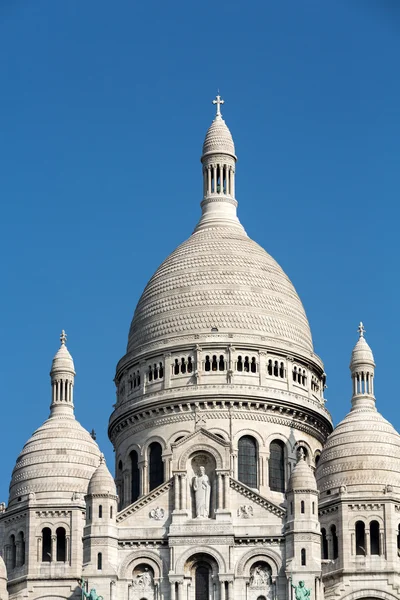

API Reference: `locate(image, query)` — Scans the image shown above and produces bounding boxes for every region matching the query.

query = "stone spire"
[49,330,76,416]
[195,95,245,233]
[350,322,376,410]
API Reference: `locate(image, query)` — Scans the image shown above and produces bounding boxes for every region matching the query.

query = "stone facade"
[1,99,400,600]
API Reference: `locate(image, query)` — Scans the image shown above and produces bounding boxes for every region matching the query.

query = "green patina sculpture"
[290,578,311,600]
[78,578,104,600]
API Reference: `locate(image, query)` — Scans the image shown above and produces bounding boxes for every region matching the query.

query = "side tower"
[109,97,332,600]
[0,333,101,600]
[317,324,400,600]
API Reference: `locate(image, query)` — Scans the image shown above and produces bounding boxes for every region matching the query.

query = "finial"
[60,330,67,346]
[90,429,97,440]
[212,94,224,118]
[357,322,366,338]
[298,447,305,462]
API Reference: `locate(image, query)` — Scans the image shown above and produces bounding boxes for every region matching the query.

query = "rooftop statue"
[78,578,104,600]
[290,578,311,600]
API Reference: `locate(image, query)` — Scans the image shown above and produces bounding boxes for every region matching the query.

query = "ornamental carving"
[149,507,164,520]
[237,504,253,518]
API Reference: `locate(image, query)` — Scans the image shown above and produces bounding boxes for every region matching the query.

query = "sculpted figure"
[290,579,311,600]
[78,579,103,600]
[192,465,211,518]
[250,566,270,588]
[134,568,153,588]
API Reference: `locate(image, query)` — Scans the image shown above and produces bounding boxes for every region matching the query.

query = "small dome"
[350,335,375,370]
[51,331,75,375]
[202,117,235,158]
[9,414,101,506]
[288,453,317,492]
[316,406,400,494]
[87,455,117,497]
[0,555,6,580]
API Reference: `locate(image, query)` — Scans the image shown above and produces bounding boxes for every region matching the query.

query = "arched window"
[110,506,113,519]
[181,357,186,374]
[153,363,158,379]
[312,502,315,514]
[267,359,272,376]
[238,435,257,488]
[56,527,66,562]
[149,442,164,491]
[97,552,102,570]
[148,365,153,382]
[355,521,366,555]
[205,356,211,372]
[301,500,305,514]
[159,362,164,378]
[88,506,91,521]
[397,524,400,553]
[130,450,140,503]
[18,531,25,566]
[301,548,306,566]
[42,527,52,562]
[174,359,179,375]
[237,356,243,372]
[187,357,193,373]
[9,535,16,569]
[195,564,210,600]
[218,355,225,371]
[244,356,250,372]
[331,525,338,559]
[269,440,285,492]
[98,505,103,518]
[370,520,380,555]
[212,355,218,371]
[279,362,285,378]
[274,361,279,377]
[321,528,328,559]
[251,357,257,373]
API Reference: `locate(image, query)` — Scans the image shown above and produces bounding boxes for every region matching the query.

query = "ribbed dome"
[88,455,117,496]
[9,413,101,506]
[350,335,375,370]
[202,117,235,157]
[288,454,317,492]
[316,406,400,493]
[127,226,313,356]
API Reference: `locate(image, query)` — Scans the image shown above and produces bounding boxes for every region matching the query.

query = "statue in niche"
[290,579,311,600]
[250,565,271,588]
[133,568,153,589]
[192,465,211,518]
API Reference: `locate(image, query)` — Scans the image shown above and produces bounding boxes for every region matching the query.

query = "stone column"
[66,535,70,565]
[181,473,187,509]
[223,473,230,509]
[170,583,176,600]
[227,580,233,600]
[37,538,41,562]
[217,473,223,510]
[51,535,56,562]
[174,474,180,510]
[365,529,370,555]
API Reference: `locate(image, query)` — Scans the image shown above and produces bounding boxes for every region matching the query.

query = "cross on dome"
[60,330,67,345]
[357,322,366,338]
[212,94,224,118]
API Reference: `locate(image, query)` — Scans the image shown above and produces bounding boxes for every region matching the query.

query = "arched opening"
[301,500,305,514]
[331,525,338,559]
[195,564,210,600]
[251,357,257,373]
[397,524,400,553]
[110,506,113,519]
[174,358,179,375]
[238,435,257,488]
[187,357,193,373]
[97,552,102,570]
[98,505,103,518]
[279,362,285,378]
[18,531,25,566]
[130,449,140,502]
[370,520,380,555]
[218,355,225,371]
[149,442,164,491]
[237,356,243,371]
[301,548,306,566]
[132,564,154,589]
[269,439,285,492]
[181,357,187,374]
[274,361,279,377]
[321,528,328,559]
[9,535,16,569]
[355,520,366,555]
[56,527,66,562]
[42,527,52,562]
[267,359,272,376]
[205,356,211,372]
[244,356,250,372]
[211,355,218,371]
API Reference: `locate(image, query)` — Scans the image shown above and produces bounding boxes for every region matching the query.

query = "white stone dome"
[202,117,235,158]
[127,225,313,356]
[316,406,400,493]
[87,455,117,497]
[9,413,101,506]
[288,453,317,492]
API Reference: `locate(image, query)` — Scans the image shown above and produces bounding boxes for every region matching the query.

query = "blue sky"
[1,0,400,502]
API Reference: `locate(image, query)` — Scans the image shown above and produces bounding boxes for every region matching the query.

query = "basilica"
[1,97,400,600]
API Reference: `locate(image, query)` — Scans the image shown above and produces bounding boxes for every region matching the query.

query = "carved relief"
[149,507,164,520]
[237,504,253,518]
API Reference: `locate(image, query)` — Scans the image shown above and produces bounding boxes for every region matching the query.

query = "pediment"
[172,428,231,471]
[230,478,286,520]
[116,479,172,525]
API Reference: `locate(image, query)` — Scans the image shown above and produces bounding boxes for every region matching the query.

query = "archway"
[182,552,219,600]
